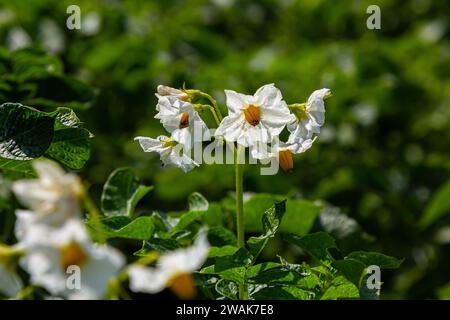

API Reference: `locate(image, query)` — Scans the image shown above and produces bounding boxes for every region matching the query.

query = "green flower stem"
[235,145,248,300]
[14,286,36,300]
[197,92,223,122]
[82,186,106,244]
[193,104,221,126]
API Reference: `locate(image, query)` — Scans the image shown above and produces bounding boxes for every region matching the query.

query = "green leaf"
[346,251,403,269]
[246,200,286,260]
[320,276,359,300]
[54,107,82,128]
[281,199,321,236]
[243,194,320,236]
[213,248,252,284]
[333,258,367,286]
[188,192,209,211]
[45,127,91,170]
[359,269,380,300]
[203,203,225,227]
[250,269,321,290]
[285,232,337,266]
[208,245,238,258]
[246,262,282,278]
[215,279,238,300]
[134,237,180,256]
[207,226,237,247]
[170,210,204,235]
[101,168,153,217]
[419,180,450,228]
[0,158,35,179]
[0,103,55,160]
[85,216,154,241]
[135,238,179,255]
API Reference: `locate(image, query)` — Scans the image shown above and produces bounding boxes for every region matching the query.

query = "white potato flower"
[18,220,125,300]
[252,138,316,172]
[135,135,198,173]
[287,88,331,143]
[12,160,83,231]
[128,232,209,299]
[0,245,23,298]
[155,95,210,149]
[215,84,294,147]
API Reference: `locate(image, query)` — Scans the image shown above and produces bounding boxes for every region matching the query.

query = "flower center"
[279,150,294,172]
[179,112,190,129]
[162,138,177,148]
[60,242,88,271]
[167,272,196,299]
[294,107,308,122]
[244,104,261,126]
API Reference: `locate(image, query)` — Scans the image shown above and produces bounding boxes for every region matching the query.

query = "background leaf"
[0,103,54,160]
[86,216,155,241]
[101,167,153,217]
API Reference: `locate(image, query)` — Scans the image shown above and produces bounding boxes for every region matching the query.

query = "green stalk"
[198,92,223,122]
[235,145,248,300]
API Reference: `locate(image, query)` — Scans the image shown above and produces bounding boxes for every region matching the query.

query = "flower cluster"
[136,84,331,173]
[1,160,125,299]
[0,160,209,300]
[135,85,211,173]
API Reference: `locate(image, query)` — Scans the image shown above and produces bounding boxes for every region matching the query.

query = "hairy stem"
[235,145,248,300]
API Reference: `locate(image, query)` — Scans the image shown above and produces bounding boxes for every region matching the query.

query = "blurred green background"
[0,0,449,299]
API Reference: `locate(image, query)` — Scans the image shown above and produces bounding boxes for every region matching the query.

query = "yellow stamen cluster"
[279,150,294,173]
[168,272,196,299]
[179,112,190,129]
[243,104,261,126]
[60,242,88,271]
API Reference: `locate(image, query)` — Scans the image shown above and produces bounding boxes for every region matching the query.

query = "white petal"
[224,90,254,114]
[192,115,211,142]
[159,232,209,273]
[171,128,193,150]
[288,137,316,154]
[71,244,125,299]
[260,102,293,136]
[32,160,66,187]
[134,136,167,153]
[307,88,330,126]
[254,83,283,108]
[165,150,199,173]
[215,113,246,145]
[128,265,169,294]
[243,123,270,146]
[157,85,184,97]
[20,246,67,295]
[156,85,189,100]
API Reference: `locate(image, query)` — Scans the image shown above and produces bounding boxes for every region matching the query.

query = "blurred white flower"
[19,220,125,300]
[12,160,83,238]
[39,19,65,54]
[155,95,210,149]
[135,135,198,173]
[128,232,209,299]
[81,12,101,36]
[287,88,331,143]
[0,244,23,298]
[215,84,293,148]
[6,27,31,51]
